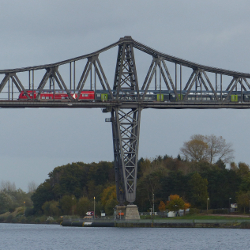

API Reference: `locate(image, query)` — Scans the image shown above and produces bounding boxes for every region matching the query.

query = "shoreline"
[61,218,250,229]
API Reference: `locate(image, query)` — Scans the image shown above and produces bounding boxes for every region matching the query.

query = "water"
[0,223,250,250]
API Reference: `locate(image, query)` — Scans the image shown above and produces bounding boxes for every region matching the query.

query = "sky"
[1,0,250,191]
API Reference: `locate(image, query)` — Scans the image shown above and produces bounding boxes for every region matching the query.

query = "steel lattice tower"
[112,39,141,204]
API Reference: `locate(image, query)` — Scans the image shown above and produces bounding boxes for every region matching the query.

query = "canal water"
[0,223,249,249]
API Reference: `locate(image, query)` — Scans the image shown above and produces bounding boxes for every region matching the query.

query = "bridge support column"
[112,107,141,208]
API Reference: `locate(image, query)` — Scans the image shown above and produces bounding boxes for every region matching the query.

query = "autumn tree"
[158,201,166,212]
[101,185,118,215]
[180,135,208,162]
[180,134,234,164]
[166,194,185,212]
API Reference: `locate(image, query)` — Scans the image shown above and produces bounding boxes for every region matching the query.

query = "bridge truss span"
[1,36,250,205]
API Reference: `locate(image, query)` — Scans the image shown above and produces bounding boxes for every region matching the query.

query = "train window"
[42,96,45,99]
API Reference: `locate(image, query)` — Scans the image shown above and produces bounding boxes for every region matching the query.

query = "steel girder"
[1,36,250,106]
[112,107,141,204]
[111,41,141,204]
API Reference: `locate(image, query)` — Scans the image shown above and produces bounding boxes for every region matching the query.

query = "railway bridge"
[1,36,250,218]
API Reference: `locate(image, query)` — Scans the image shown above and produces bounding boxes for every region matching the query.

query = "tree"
[166,195,185,212]
[188,173,208,209]
[59,195,76,215]
[180,134,234,164]
[158,201,166,212]
[180,135,209,162]
[31,180,53,213]
[237,192,250,213]
[101,185,118,215]
[76,197,92,216]
[205,135,234,164]
[28,181,37,193]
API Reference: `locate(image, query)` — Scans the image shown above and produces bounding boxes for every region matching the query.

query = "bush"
[189,208,200,215]
[34,218,40,224]
[6,215,13,223]
[25,207,35,217]
[21,217,27,223]
[9,207,15,213]
[212,209,228,214]
[0,216,5,222]
[11,217,18,223]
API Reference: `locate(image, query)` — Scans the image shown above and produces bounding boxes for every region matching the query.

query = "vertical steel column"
[112,38,141,204]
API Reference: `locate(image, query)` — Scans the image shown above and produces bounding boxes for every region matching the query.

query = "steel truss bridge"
[1,36,250,205]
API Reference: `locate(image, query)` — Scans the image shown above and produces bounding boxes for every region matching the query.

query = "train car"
[18,90,95,101]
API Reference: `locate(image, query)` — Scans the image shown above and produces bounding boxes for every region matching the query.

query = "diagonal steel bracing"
[112,39,141,204]
[112,107,141,204]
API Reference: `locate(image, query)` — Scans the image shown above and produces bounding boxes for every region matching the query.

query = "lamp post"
[207,198,209,215]
[94,197,95,220]
[72,197,74,216]
[152,193,154,217]
[24,201,25,215]
[249,200,250,215]
[229,198,231,214]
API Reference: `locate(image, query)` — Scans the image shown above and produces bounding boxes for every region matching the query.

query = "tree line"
[1,134,250,217]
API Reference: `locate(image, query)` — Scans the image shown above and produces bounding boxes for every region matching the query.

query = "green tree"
[60,195,76,215]
[188,173,208,209]
[166,195,185,212]
[76,197,92,217]
[237,192,250,213]
[31,180,53,213]
[237,162,250,179]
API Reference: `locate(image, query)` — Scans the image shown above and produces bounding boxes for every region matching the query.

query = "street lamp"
[72,197,74,216]
[229,198,231,214]
[94,197,95,220]
[207,198,209,215]
[152,193,154,217]
[24,201,25,215]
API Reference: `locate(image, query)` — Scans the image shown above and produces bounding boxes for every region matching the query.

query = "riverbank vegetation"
[1,134,250,223]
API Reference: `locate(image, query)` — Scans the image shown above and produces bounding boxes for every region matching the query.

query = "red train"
[18,90,95,100]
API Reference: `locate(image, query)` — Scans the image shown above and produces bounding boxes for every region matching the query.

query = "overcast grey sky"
[1,0,250,191]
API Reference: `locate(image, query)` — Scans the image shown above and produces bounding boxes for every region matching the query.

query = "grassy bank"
[0,207,62,224]
[140,213,250,220]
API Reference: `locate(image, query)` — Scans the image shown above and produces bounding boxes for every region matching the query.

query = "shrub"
[25,207,35,217]
[189,208,200,215]
[21,217,27,223]
[11,217,18,223]
[212,209,228,214]
[6,215,13,223]
[34,218,40,224]
[9,207,15,213]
